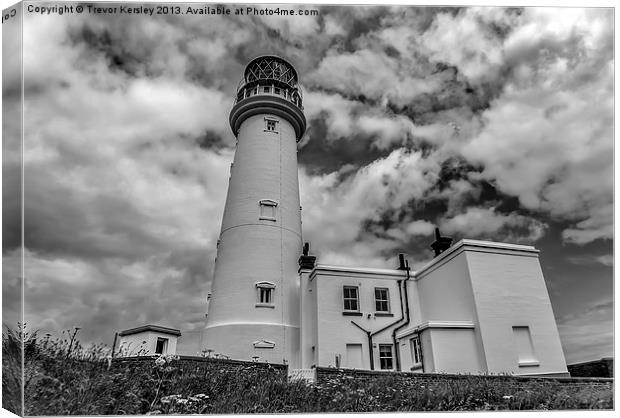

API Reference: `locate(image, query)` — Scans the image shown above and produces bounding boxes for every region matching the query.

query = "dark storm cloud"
[195,130,229,151]
[299,119,393,175]
[24,172,162,260]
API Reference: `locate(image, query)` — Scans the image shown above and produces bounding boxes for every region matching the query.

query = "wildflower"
[161,394,181,404]
[155,356,166,367]
[502,395,514,401]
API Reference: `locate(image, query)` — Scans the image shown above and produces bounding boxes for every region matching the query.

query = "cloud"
[302,90,415,149]
[421,8,517,85]
[439,206,547,244]
[460,8,613,245]
[568,254,614,267]
[556,298,613,363]
[308,49,445,108]
[385,220,436,242]
[18,247,210,343]
[13,11,242,342]
[300,147,441,266]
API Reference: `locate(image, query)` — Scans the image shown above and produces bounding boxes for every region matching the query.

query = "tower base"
[203,323,300,366]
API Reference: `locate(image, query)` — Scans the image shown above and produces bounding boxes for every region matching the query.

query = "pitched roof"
[118,325,181,337]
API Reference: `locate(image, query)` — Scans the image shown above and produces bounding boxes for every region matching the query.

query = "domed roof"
[243,55,299,85]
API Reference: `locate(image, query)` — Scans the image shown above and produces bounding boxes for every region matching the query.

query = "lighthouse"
[204,56,306,365]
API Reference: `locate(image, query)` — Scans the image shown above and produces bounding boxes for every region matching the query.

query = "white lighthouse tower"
[204,56,306,365]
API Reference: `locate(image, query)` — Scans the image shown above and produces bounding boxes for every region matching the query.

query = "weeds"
[2,326,613,415]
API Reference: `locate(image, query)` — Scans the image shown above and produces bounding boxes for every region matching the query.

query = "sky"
[1,1,614,363]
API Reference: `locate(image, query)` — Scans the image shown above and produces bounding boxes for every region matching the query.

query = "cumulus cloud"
[421,8,515,85]
[303,90,414,149]
[300,147,441,266]
[307,49,444,107]
[454,8,612,245]
[439,206,547,243]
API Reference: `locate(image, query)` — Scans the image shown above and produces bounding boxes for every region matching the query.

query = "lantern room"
[234,55,303,109]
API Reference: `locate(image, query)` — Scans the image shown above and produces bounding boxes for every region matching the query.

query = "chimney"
[398,253,406,270]
[298,241,316,270]
[430,227,453,257]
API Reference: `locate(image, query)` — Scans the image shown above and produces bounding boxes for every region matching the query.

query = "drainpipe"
[351,321,374,370]
[351,254,411,370]
[367,278,406,369]
[392,259,411,371]
[370,279,405,338]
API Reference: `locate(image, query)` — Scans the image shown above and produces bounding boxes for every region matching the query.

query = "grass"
[2,327,613,415]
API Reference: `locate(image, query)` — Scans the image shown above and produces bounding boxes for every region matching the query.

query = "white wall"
[176,330,204,356]
[416,251,478,322]
[299,268,318,368]
[204,110,302,365]
[464,242,568,375]
[117,333,149,356]
[118,331,178,356]
[425,328,482,373]
[310,266,407,370]
[399,240,567,376]
[408,250,487,373]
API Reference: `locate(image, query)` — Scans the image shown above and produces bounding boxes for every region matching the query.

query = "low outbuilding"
[116,325,181,357]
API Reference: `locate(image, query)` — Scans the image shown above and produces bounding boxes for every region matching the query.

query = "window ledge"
[342,311,362,316]
[518,360,540,367]
[256,303,275,308]
[410,364,423,371]
[264,130,279,133]
[374,312,394,317]
[259,216,277,221]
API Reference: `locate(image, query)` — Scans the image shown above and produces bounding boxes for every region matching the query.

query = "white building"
[299,240,568,376]
[203,56,568,377]
[117,325,181,357]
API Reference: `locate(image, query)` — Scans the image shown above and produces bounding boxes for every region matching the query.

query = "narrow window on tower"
[256,281,275,308]
[265,117,279,133]
[258,199,278,221]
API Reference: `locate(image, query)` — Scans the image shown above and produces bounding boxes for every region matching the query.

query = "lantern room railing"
[233,55,304,110]
[234,79,304,109]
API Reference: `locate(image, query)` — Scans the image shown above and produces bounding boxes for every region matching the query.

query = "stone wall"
[567,358,613,378]
[113,355,288,375]
[315,367,613,390]
[111,357,611,391]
